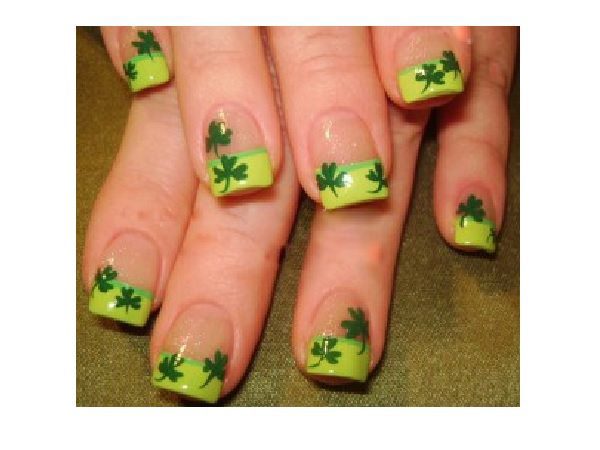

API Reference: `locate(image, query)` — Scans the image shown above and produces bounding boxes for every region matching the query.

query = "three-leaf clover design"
[309,337,342,368]
[457,194,486,228]
[114,287,142,313]
[123,61,137,81]
[205,120,232,157]
[415,63,446,93]
[200,350,228,388]
[366,161,388,194]
[131,30,161,59]
[155,354,185,382]
[440,50,461,79]
[213,154,248,193]
[92,265,118,296]
[341,307,369,355]
[316,162,348,197]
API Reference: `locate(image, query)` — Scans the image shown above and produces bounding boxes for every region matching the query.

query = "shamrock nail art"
[88,265,153,326]
[316,159,389,210]
[205,120,273,197]
[397,50,464,103]
[454,194,497,253]
[123,29,170,93]
[152,349,228,403]
[306,307,371,382]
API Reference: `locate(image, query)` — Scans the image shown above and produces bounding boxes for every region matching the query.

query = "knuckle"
[474,55,513,97]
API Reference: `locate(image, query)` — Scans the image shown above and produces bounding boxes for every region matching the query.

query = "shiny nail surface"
[397,50,463,103]
[310,111,388,210]
[454,194,497,253]
[205,107,273,197]
[88,232,159,326]
[306,307,371,382]
[151,305,232,403]
[122,28,169,93]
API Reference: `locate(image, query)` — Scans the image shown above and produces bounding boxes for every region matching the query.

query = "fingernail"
[152,304,232,404]
[205,105,273,197]
[454,191,497,253]
[396,31,464,103]
[120,27,170,93]
[305,293,371,382]
[88,232,159,326]
[310,111,388,210]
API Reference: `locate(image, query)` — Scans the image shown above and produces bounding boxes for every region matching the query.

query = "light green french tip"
[397,50,464,103]
[152,352,224,404]
[306,336,371,382]
[316,158,388,210]
[454,216,497,253]
[124,52,170,93]
[88,279,153,327]
[208,147,273,197]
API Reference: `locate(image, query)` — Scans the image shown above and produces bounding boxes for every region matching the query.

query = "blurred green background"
[76,27,519,406]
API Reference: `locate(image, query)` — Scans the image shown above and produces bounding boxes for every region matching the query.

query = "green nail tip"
[124,29,168,93]
[397,50,464,103]
[454,194,497,253]
[208,147,273,197]
[316,159,389,210]
[306,307,371,382]
[152,350,227,404]
[88,265,153,326]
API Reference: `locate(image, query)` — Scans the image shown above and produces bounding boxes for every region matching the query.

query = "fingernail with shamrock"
[454,190,498,253]
[119,27,170,93]
[396,31,465,103]
[88,232,159,327]
[305,296,371,382]
[310,111,389,210]
[152,304,232,404]
[204,106,273,197]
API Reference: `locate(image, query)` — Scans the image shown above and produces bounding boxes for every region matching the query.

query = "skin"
[85,26,518,398]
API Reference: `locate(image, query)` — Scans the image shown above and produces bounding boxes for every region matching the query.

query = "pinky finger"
[434,26,518,253]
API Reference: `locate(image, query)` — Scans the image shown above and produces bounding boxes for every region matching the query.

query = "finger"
[291,103,429,383]
[171,27,281,198]
[434,26,518,253]
[83,84,196,327]
[101,26,173,93]
[268,27,392,210]
[149,43,301,402]
[372,26,471,108]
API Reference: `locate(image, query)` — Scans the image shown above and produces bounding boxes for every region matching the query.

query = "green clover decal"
[316,162,348,197]
[92,265,118,295]
[308,337,342,368]
[155,354,185,383]
[457,194,486,227]
[341,307,369,355]
[440,50,461,79]
[123,61,137,81]
[415,63,445,93]
[366,161,388,194]
[132,30,161,59]
[200,350,228,388]
[213,154,248,193]
[205,120,232,157]
[114,287,141,313]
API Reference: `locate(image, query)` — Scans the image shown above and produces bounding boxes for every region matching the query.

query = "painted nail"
[310,111,388,210]
[454,193,497,253]
[152,304,232,403]
[305,295,371,382]
[397,49,463,103]
[88,232,159,326]
[120,28,170,93]
[204,106,273,197]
